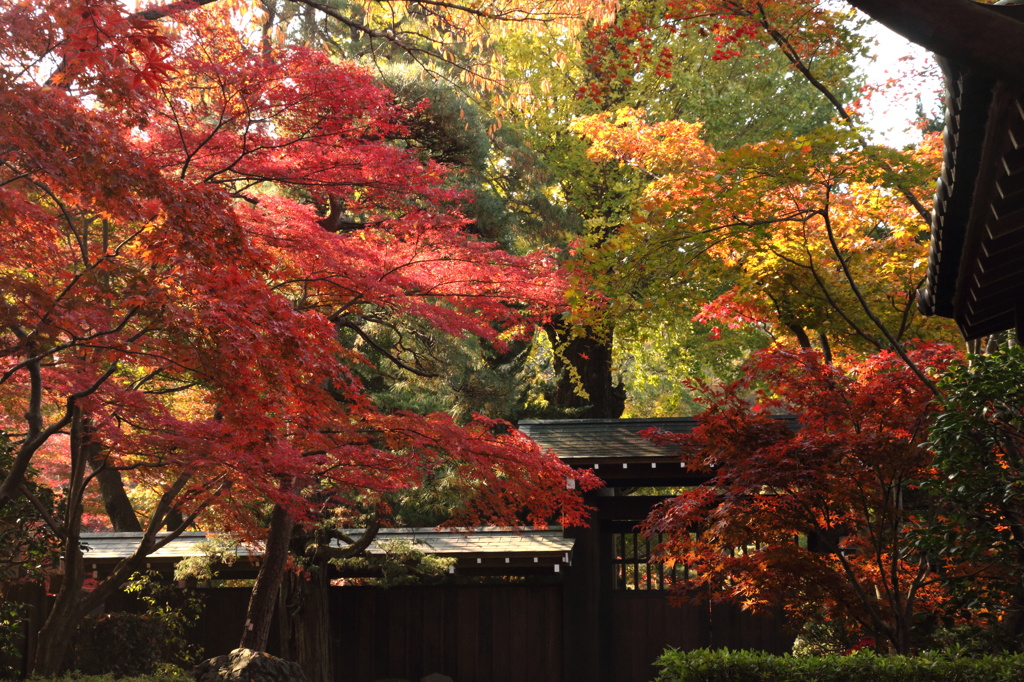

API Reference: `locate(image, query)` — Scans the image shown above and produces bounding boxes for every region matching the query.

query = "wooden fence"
[5,582,790,682]
[608,592,791,682]
[329,585,563,682]
[181,584,562,682]
[186,584,787,682]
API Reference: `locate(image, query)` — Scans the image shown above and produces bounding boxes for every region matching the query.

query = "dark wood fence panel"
[189,587,281,660]
[330,584,563,682]
[608,593,709,682]
[708,600,792,653]
[607,593,793,682]
[0,582,47,679]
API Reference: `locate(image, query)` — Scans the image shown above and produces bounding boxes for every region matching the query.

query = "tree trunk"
[278,563,333,682]
[818,331,834,366]
[29,427,190,676]
[786,323,812,350]
[32,407,89,676]
[83,422,142,532]
[31,553,85,676]
[240,501,296,651]
[32,597,81,676]
[545,320,625,419]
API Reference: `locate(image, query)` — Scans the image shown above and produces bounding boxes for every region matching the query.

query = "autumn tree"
[557,0,977,417]
[239,0,868,419]
[0,1,599,674]
[572,111,958,362]
[642,343,961,654]
[156,0,613,92]
[476,0,867,417]
[240,1,596,428]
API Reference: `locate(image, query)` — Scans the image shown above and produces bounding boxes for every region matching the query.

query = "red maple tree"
[641,343,960,654]
[0,1,598,673]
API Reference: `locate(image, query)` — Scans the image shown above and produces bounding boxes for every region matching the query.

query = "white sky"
[857,19,944,148]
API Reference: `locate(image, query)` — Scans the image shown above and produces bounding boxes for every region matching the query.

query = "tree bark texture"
[83,422,142,532]
[240,501,296,651]
[545,321,625,419]
[278,564,333,682]
[32,558,83,675]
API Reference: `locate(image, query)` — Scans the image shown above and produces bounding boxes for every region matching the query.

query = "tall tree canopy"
[546,0,967,417]
[474,0,872,417]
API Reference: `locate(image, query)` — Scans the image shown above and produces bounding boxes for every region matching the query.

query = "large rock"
[194,648,311,682]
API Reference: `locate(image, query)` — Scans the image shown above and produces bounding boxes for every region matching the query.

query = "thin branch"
[819,203,941,397]
[338,320,439,378]
[752,2,933,225]
[18,481,64,537]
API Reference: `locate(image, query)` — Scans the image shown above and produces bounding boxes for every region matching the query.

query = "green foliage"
[339,317,540,423]
[0,598,27,678]
[380,64,526,246]
[915,346,1024,644]
[330,539,455,586]
[615,2,864,150]
[0,434,60,584]
[486,0,873,415]
[653,648,1024,682]
[73,573,202,677]
[791,618,859,657]
[617,317,767,416]
[172,536,240,583]
[0,436,60,678]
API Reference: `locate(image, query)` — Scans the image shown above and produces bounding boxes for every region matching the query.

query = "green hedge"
[653,648,1024,682]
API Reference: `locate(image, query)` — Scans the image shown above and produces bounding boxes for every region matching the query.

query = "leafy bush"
[331,539,455,586]
[73,612,166,677]
[0,598,28,678]
[653,648,1024,682]
[72,573,202,677]
[790,613,864,657]
[915,346,1024,645]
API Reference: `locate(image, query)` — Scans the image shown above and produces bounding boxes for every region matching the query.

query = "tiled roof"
[79,528,572,562]
[80,531,250,561]
[519,418,699,461]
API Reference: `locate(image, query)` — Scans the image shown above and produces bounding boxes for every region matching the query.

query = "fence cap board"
[78,527,573,567]
[79,531,248,560]
[357,526,573,557]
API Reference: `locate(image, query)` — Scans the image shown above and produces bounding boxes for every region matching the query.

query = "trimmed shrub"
[653,648,1024,682]
[73,612,167,677]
